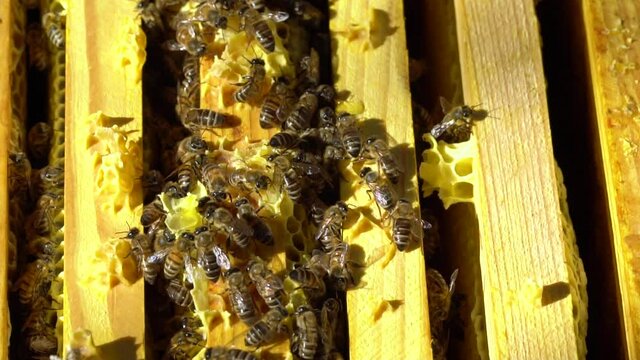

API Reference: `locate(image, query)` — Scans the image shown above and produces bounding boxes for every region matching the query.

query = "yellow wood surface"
[583,1,640,358]
[63,0,145,357]
[0,0,12,357]
[329,1,432,359]
[454,0,583,358]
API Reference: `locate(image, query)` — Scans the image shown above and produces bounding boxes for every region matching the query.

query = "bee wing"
[184,255,196,284]
[430,119,455,139]
[164,39,186,52]
[265,10,290,23]
[212,245,231,270]
[264,275,285,291]
[439,96,454,114]
[448,268,459,295]
[145,248,172,265]
[231,218,254,237]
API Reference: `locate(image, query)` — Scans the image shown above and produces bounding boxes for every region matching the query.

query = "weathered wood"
[64,0,145,357]
[329,1,432,359]
[453,0,585,358]
[582,1,640,358]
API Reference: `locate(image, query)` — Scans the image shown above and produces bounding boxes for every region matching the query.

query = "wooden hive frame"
[7,0,640,358]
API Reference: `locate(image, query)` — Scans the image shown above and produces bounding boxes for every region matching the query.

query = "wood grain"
[329,1,432,359]
[0,0,12,357]
[583,1,640,358]
[454,0,583,358]
[64,0,145,357]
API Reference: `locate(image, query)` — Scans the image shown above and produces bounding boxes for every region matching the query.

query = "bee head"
[194,226,209,236]
[126,227,140,239]
[460,105,473,118]
[336,201,349,215]
[234,197,250,207]
[359,167,373,178]
[251,58,265,66]
[256,175,271,189]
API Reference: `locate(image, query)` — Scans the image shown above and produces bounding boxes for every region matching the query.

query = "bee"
[177,79,201,122]
[323,145,347,163]
[245,307,287,347]
[174,162,198,193]
[240,7,283,53]
[153,227,176,252]
[182,108,228,131]
[297,49,320,92]
[260,79,292,129]
[205,347,258,360]
[336,113,362,158]
[165,232,195,279]
[359,167,397,213]
[226,268,259,325]
[9,152,32,202]
[289,266,325,298]
[135,0,165,34]
[29,193,62,236]
[26,236,59,259]
[430,97,488,143]
[228,167,271,192]
[244,0,265,11]
[293,1,324,29]
[234,58,267,103]
[268,130,301,149]
[195,226,230,282]
[166,278,194,308]
[200,160,232,202]
[194,2,229,30]
[284,91,318,131]
[42,11,65,48]
[141,198,166,227]
[235,198,274,246]
[427,268,458,358]
[124,227,162,284]
[182,54,200,82]
[33,165,65,197]
[388,199,422,251]
[268,155,303,202]
[13,259,54,305]
[315,201,348,252]
[164,180,188,199]
[167,327,206,359]
[166,21,207,56]
[26,24,50,71]
[247,258,286,309]
[315,84,336,107]
[319,298,340,358]
[309,197,327,226]
[210,208,254,248]
[362,136,402,185]
[317,107,337,128]
[22,309,58,355]
[141,169,165,203]
[176,135,209,164]
[291,305,319,360]
[327,243,355,290]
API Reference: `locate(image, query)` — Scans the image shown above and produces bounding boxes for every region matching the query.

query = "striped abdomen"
[341,127,362,158]
[393,217,412,251]
[283,168,302,202]
[198,248,221,282]
[164,248,185,279]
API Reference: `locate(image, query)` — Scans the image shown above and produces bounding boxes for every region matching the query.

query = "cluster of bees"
[7,1,67,358]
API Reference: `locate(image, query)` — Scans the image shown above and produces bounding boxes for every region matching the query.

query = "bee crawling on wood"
[359,166,398,215]
[336,113,363,159]
[430,97,489,143]
[387,199,423,252]
[360,136,403,185]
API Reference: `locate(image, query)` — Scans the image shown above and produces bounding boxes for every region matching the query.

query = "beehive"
[1,0,639,359]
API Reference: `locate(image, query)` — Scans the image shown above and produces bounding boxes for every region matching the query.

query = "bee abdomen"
[254,21,275,53]
[245,321,271,347]
[167,279,193,308]
[164,251,184,279]
[260,97,281,128]
[393,218,412,251]
[284,168,302,202]
[342,129,362,158]
[200,251,221,282]
[231,231,250,248]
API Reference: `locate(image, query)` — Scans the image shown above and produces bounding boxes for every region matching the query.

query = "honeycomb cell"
[286,217,300,234]
[292,233,306,252]
[454,159,472,177]
[453,181,473,199]
[293,203,307,221]
[285,246,301,263]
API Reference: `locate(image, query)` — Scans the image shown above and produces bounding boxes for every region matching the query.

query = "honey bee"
[26,24,50,71]
[9,152,32,203]
[268,155,303,202]
[245,307,287,347]
[176,135,209,164]
[297,49,320,92]
[240,7,287,53]
[164,180,188,199]
[235,198,274,246]
[42,11,65,48]
[315,201,348,252]
[336,113,362,158]
[247,258,286,309]
[361,136,402,185]
[228,167,271,192]
[135,0,165,34]
[29,193,62,236]
[291,305,319,360]
[309,197,327,226]
[177,78,201,122]
[22,308,58,355]
[317,106,337,128]
[166,21,207,56]
[195,226,230,282]
[284,91,318,131]
[166,278,194,308]
[200,160,232,202]
[359,167,397,213]
[260,79,292,129]
[319,298,340,358]
[153,227,176,252]
[327,243,355,290]
[33,165,64,197]
[293,1,324,29]
[174,162,199,193]
[123,227,158,284]
[194,2,229,30]
[13,259,54,305]
[226,267,259,325]
[427,268,458,357]
[289,266,325,298]
[141,197,166,227]
[204,347,258,360]
[26,236,59,259]
[182,108,228,131]
[268,130,301,149]
[430,97,488,143]
[388,199,422,251]
[141,169,165,203]
[182,54,200,82]
[234,58,266,103]
[315,84,336,107]
[210,208,254,248]
[167,327,206,359]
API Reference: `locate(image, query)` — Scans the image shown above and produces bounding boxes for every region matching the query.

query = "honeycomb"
[419,133,476,208]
